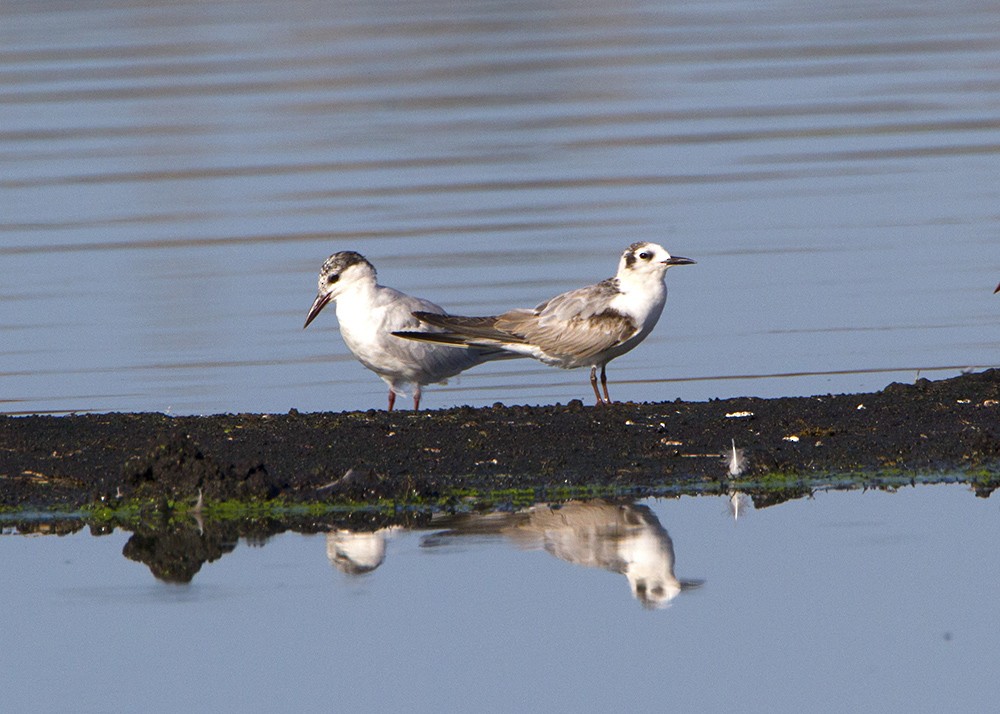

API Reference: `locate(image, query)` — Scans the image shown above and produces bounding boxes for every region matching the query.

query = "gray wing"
[409,313,519,342]
[383,296,514,366]
[530,278,623,321]
[411,279,638,360]
[372,290,492,376]
[497,308,636,360]
[380,288,448,328]
[496,280,637,359]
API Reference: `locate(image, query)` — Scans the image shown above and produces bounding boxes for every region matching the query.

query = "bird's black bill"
[995,282,999,294]
[663,256,696,266]
[303,292,333,328]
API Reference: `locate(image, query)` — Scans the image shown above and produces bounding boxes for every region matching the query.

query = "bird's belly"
[525,326,649,369]
[344,326,478,385]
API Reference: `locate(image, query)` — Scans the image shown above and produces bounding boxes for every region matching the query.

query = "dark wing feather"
[411,311,528,344]
[390,330,473,347]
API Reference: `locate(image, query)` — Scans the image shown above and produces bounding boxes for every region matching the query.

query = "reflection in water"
[101,498,703,607]
[423,500,702,608]
[111,510,427,583]
[326,527,399,575]
[5,486,997,712]
[728,491,753,522]
[122,517,238,584]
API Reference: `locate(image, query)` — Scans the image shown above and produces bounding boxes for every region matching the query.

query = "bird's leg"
[387,389,396,412]
[413,386,422,411]
[590,366,606,405]
[600,365,612,404]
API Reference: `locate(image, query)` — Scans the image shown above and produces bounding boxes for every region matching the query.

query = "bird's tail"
[393,311,508,347]
[409,311,521,342]
[393,313,522,361]
[391,330,475,347]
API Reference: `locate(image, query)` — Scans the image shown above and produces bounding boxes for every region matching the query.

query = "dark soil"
[3,369,1000,512]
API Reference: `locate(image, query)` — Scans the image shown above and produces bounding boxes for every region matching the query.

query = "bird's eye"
[327,274,339,284]
[638,251,652,261]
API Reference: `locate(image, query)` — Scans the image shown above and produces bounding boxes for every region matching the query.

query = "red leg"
[387,390,396,412]
[590,366,605,405]
[413,386,422,411]
[600,365,612,404]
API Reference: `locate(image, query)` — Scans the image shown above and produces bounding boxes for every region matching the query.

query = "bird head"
[303,251,375,328]
[619,241,695,279]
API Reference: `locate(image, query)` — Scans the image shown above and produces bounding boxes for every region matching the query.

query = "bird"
[393,241,694,405]
[421,501,702,608]
[303,251,511,411]
[326,528,399,575]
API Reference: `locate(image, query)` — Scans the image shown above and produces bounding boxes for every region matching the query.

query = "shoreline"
[2,369,998,514]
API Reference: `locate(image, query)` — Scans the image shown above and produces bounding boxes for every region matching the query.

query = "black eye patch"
[327,274,339,284]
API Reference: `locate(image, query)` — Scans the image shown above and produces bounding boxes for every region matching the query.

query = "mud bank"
[2,369,999,512]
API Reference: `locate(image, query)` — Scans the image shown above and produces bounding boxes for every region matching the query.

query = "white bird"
[728,491,752,522]
[422,501,702,609]
[394,242,694,404]
[304,251,511,411]
[326,528,399,575]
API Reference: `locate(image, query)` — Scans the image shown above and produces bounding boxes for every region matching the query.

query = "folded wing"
[396,286,638,364]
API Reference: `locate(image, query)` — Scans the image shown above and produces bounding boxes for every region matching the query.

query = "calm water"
[3,484,998,712]
[2,0,998,415]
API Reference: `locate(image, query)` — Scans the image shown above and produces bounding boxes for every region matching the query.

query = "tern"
[394,242,694,404]
[304,251,511,411]
[422,501,702,608]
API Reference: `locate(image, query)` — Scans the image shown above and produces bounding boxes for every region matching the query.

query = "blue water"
[2,484,998,713]
[4,6,998,711]
[2,0,999,415]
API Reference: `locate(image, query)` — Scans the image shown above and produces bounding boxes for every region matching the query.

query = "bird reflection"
[326,528,398,575]
[728,491,753,521]
[122,519,237,584]
[422,500,702,608]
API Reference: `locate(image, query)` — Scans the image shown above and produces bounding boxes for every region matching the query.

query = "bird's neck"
[333,278,379,317]
[613,271,667,320]
[617,271,666,298]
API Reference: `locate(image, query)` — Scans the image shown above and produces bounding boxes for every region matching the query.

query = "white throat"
[614,268,668,321]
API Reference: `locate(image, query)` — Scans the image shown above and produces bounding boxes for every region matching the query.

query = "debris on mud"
[2,369,999,512]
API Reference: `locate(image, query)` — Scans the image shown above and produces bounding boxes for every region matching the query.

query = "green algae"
[2,464,996,532]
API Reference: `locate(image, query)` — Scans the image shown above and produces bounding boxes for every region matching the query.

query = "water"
[2,484,998,712]
[2,0,998,415]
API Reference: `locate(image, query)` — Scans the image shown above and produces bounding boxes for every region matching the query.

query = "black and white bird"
[304,251,511,411]
[394,242,694,404]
